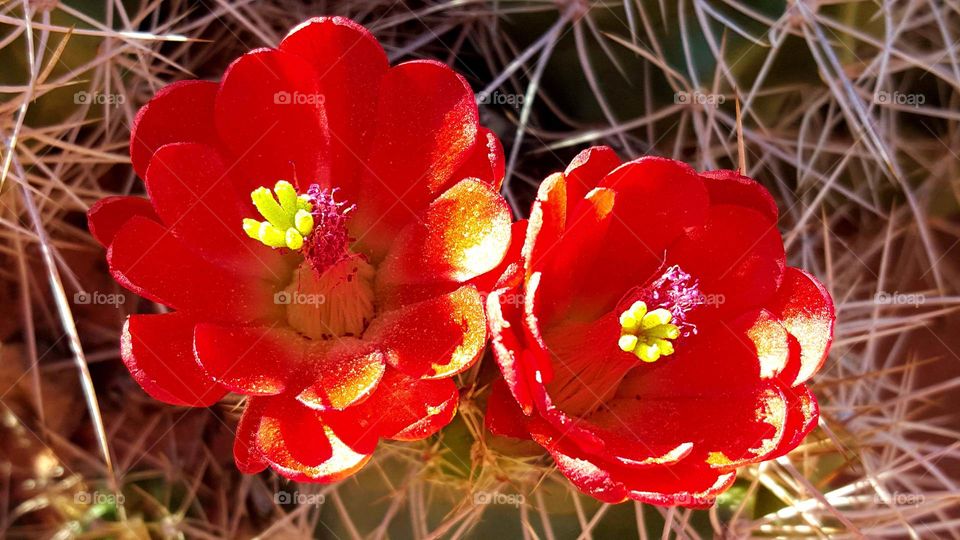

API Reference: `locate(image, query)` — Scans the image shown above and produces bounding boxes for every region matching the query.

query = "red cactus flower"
[88,17,513,482]
[485,146,835,507]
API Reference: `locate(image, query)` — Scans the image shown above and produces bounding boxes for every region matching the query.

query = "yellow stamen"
[618,300,681,363]
[244,183,316,251]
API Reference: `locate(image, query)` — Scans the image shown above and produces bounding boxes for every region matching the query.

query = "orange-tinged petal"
[365,285,485,379]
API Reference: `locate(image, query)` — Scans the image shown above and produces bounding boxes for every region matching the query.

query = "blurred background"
[1,0,959,538]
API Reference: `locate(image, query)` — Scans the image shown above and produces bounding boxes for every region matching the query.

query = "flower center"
[617,301,679,362]
[282,256,375,339]
[243,182,375,340]
[243,180,315,251]
[616,265,702,363]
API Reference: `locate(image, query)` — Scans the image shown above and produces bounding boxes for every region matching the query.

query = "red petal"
[194,323,307,396]
[545,446,628,504]
[486,287,534,415]
[325,369,458,453]
[771,384,819,457]
[87,196,159,248]
[467,220,527,295]
[532,420,736,508]
[377,179,512,294]
[595,385,789,472]
[365,285,485,379]
[571,157,709,318]
[256,396,333,468]
[523,173,568,273]
[214,48,328,196]
[626,470,737,509]
[769,268,835,385]
[144,143,290,281]
[352,60,480,258]
[130,80,219,179]
[234,399,268,474]
[121,313,226,406]
[450,127,506,189]
[484,378,532,440]
[700,169,778,223]
[297,342,386,411]
[279,17,388,198]
[668,204,785,316]
[535,187,616,324]
[617,309,791,400]
[107,216,282,322]
[563,145,621,204]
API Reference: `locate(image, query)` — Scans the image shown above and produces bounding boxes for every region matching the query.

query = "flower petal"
[616,309,791,400]
[595,385,789,472]
[214,48,328,196]
[700,170,778,223]
[486,286,535,415]
[530,419,737,508]
[768,268,835,386]
[668,204,786,316]
[234,399,269,474]
[562,145,621,204]
[144,142,290,281]
[377,179,512,297]
[770,384,819,457]
[107,216,282,322]
[325,369,458,453]
[297,342,386,411]
[279,17,388,197]
[352,60,480,258]
[121,313,227,406]
[535,187,616,324]
[130,80,219,179]
[450,127,506,189]
[484,378,532,440]
[570,157,709,318]
[255,396,333,468]
[522,173,568,274]
[87,196,159,248]
[194,323,307,396]
[365,285,485,379]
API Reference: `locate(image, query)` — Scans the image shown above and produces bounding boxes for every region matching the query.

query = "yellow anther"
[635,342,661,363]
[251,187,291,229]
[641,308,672,330]
[646,324,680,340]
[257,222,287,248]
[244,183,316,251]
[618,301,679,363]
[274,180,299,214]
[297,195,312,211]
[242,218,261,239]
[653,339,674,356]
[285,228,304,250]
[295,209,314,235]
[619,301,647,332]
[618,334,639,352]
